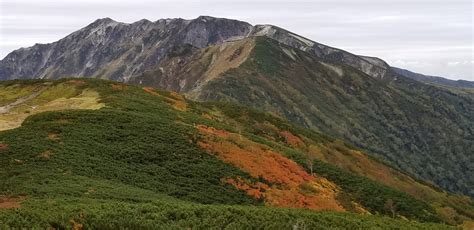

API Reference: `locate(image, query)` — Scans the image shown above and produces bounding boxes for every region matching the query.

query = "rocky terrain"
[0,16,390,81]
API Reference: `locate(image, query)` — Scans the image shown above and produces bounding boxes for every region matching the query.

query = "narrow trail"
[0,86,49,114]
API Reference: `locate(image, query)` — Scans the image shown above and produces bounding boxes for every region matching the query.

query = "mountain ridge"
[392,67,474,88]
[0,16,392,81]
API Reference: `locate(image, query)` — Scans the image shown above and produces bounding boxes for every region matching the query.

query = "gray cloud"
[0,0,472,80]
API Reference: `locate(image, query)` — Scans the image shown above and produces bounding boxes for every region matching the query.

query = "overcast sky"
[1,0,472,80]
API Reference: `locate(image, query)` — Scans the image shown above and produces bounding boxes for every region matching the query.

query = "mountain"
[0,16,389,81]
[392,67,474,88]
[131,36,474,198]
[1,16,473,200]
[1,78,473,228]
[0,16,253,81]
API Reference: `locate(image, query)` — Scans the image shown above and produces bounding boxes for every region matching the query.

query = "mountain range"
[0,15,473,228]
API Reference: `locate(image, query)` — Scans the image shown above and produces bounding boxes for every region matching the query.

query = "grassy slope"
[195,37,474,199]
[0,79,463,228]
[201,102,474,225]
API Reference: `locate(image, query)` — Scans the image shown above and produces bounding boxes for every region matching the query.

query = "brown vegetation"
[111,83,127,90]
[39,150,53,159]
[0,143,8,151]
[0,196,26,209]
[279,131,304,147]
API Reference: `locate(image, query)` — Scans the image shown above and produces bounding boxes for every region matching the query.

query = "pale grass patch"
[0,88,104,131]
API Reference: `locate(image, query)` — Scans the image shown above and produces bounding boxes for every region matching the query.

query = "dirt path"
[0,86,48,114]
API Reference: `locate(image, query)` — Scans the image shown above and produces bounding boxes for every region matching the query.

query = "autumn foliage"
[197,125,344,211]
[0,143,8,151]
[279,131,304,147]
[143,87,187,111]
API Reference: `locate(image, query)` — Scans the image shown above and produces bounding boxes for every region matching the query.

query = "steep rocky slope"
[0,16,252,81]
[0,16,389,82]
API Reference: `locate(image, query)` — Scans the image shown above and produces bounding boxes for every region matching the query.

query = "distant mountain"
[1,16,473,199]
[392,67,474,88]
[1,78,472,227]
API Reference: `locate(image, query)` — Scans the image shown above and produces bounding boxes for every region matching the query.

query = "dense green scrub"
[0,79,256,206]
[198,37,474,198]
[0,79,463,228]
[0,197,454,229]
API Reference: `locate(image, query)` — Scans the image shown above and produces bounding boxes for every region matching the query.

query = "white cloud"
[0,0,472,80]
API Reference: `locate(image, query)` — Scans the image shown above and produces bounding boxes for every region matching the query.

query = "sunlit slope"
[0,80,103,131]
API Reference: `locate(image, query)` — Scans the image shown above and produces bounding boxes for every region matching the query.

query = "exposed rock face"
[0,16,389,81]
[0,16,253,81]
[249,25,391,80]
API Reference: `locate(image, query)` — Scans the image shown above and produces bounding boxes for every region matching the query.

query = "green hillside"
[188,37,474,198]
[0,79,471,228]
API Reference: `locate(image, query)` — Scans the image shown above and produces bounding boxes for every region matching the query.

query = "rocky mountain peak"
[0,16,391,81]
[90,17,117,26]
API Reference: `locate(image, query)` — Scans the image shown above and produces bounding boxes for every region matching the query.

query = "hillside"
[0,79,473,228]
[131,36,474,199]
[0,16,472,199]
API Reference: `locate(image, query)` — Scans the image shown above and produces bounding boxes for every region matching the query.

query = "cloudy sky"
[1,0,472,80]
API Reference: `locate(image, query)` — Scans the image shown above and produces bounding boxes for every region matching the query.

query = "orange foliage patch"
[70,219,84,230]
[143,87,161,96]
[66,79,86,86]
[197,125,230,138]
[166,92,187,111]
[225,177,269,199]
[143,87,187,111]
[0,196,26,209]
[280,131,304,147]
[169,91,184,101]
[320,141,439,201]
[197,125,344,211]
[201,113,214,120]
[0,143,8,151]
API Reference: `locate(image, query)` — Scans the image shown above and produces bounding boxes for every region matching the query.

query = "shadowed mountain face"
[0,16,253,81]
[1,16,473,198]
